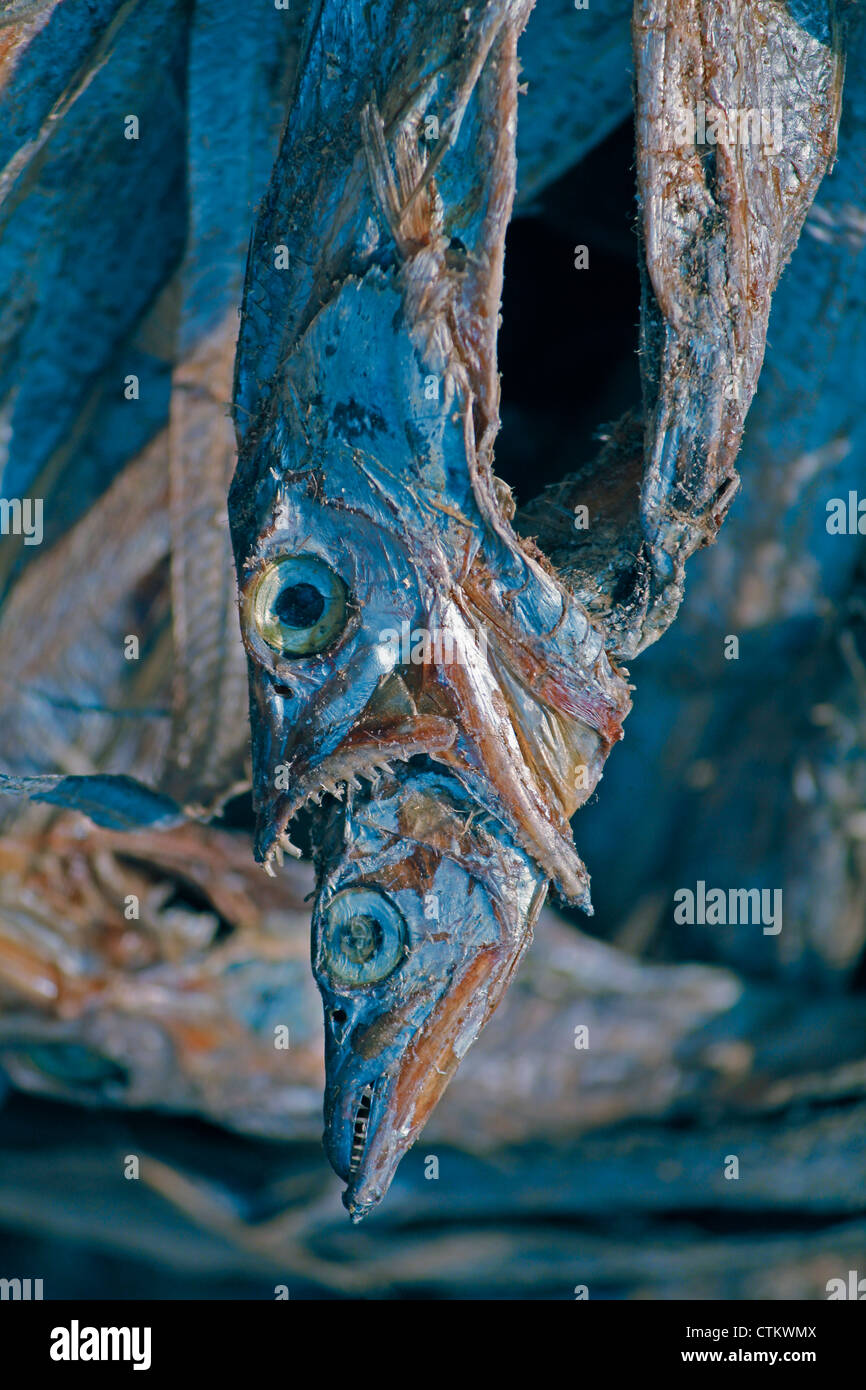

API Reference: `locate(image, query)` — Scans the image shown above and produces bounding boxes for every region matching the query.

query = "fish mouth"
[252,591,627,905]
[255,690,596,906]
[256,715,457,872]
[325,1068,404,1222]
[348,1080,376,1177]
[327,938,530,1222]
[323,1068,387,1195]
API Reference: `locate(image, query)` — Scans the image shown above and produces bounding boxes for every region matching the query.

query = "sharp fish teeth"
[348,1082,375,1176]
[277,751,413,835]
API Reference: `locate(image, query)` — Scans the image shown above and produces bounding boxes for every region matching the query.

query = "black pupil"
[338,915,381,965]
[274,581,325,629]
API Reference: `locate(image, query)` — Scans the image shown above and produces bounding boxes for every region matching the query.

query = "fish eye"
[252,554,348,659]
[320,888,407,988]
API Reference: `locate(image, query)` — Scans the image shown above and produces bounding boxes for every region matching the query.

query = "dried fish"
[230,0,635,1217]
[228,0,845,1216]
[0,0,854,1226]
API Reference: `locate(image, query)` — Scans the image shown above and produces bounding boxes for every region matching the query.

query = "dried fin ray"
[0,773,183,831]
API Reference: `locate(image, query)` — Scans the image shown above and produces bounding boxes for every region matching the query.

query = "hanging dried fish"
[229,0,845,1217]
[228,0,638,1219]
[0,0,850,1225]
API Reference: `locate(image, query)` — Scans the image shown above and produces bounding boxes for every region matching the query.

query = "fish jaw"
[338,938,529,1222]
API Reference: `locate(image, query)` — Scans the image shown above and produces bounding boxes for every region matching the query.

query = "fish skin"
[520,0,846,661]
[630,0,846,654]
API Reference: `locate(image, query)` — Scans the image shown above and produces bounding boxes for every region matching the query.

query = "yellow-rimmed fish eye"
[252,554,348,659]
[320,888,408,988]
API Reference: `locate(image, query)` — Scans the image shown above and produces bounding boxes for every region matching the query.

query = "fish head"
[232,272,631,903]
[309,764,547,1220]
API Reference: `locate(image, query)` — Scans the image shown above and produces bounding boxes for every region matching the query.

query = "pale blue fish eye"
[321,888,407,987]
[253,553,348,658]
